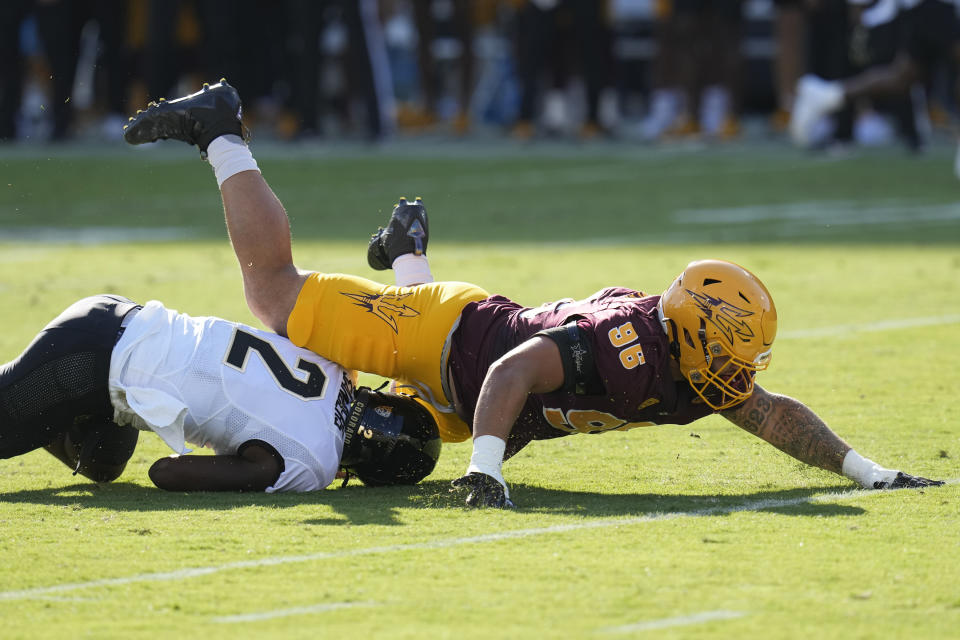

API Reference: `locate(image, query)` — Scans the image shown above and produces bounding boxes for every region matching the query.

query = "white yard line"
[211,602,377,623]
[0,226,193,245]
[780,315,960,339]
[674,200,960,226]
[600,610,747,633]
[0,486,907,602]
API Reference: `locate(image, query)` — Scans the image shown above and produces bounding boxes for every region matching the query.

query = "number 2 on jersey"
[607,322,645,369]
[225,329,328,400]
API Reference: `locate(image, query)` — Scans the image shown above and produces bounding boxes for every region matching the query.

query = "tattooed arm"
[721,384,850,474]
[721,385,944,489]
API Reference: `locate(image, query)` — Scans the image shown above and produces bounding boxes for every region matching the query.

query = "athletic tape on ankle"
[207,134,260,187]
[392,254,434,287]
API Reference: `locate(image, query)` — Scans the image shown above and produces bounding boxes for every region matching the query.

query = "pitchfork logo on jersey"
[685,289,755,344]
[341,290,420,333]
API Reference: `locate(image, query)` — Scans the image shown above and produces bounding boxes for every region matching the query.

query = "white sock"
[392,254,433,287]
[206,134,259,187]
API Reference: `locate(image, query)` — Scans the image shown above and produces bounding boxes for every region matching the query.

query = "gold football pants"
[287,273,489,442]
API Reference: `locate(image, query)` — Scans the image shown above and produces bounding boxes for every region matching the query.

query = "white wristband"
[842,449,897,489]
[467,434,509,498]
[206,134,260,187]
[392,253,434,287]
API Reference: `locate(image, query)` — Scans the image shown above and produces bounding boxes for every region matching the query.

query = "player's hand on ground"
[451,472,515,508]
[873,471,945,490]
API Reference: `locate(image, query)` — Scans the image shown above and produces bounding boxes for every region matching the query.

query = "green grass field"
[1,139,958,639]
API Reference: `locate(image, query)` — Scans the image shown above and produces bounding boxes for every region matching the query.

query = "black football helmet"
[340,387,442,486]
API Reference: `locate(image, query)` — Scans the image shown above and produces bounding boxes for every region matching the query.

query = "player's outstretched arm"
[148,440,283,492]
[452,336,565,508]
[721,385,849,474]
[722,385,944,489]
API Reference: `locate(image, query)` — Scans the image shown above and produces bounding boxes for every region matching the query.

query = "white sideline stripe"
[211,602,377,623]
[780,315,960,339]
[600,610,746,633]
[0,226,193,245]
[0,486,895,602]
[673,200,960,226]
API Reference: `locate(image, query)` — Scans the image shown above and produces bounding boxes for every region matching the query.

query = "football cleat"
[123,80,248,157]
[789,75,844,148]
[367,197,429,270]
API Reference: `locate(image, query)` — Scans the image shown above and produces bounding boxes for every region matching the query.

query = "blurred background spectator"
[770,0,805,131]
[390,0,476,135]
[0,0,956,149]
[640,0,744,141]
[509,0,611,140]
[279,0,395,141]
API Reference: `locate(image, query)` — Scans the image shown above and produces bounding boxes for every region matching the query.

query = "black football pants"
[0,295,140,463]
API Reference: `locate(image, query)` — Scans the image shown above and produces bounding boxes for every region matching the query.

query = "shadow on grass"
[0,479,866,525]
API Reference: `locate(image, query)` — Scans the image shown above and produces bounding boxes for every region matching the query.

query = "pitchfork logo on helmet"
[686,290,756,344]
[658,260,777,411]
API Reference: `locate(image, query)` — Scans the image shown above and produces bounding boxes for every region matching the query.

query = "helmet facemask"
[685,333,771,410]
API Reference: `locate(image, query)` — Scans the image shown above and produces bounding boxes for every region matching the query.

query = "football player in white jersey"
[0,293,441,493]
[791,0,960,159]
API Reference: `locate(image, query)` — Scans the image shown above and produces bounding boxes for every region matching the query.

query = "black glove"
[451,472,515,508]
[873,471,945,490]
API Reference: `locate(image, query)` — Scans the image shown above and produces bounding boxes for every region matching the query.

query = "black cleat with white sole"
[123,80,248,157]
[367,197,430,270]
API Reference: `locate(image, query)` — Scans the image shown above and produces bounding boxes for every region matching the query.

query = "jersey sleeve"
[535,324,605,396]
[261,430,342,492]
[266,458,333,493]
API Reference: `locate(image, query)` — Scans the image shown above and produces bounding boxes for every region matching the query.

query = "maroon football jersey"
[447,288,715,459]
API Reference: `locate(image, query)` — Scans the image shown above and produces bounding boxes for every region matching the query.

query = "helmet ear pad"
[341,387,442,486]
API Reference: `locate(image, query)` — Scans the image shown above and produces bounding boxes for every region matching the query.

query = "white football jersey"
[108,301,355,492]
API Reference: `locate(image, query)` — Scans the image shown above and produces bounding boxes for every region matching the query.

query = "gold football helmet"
[658,260,777,410]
